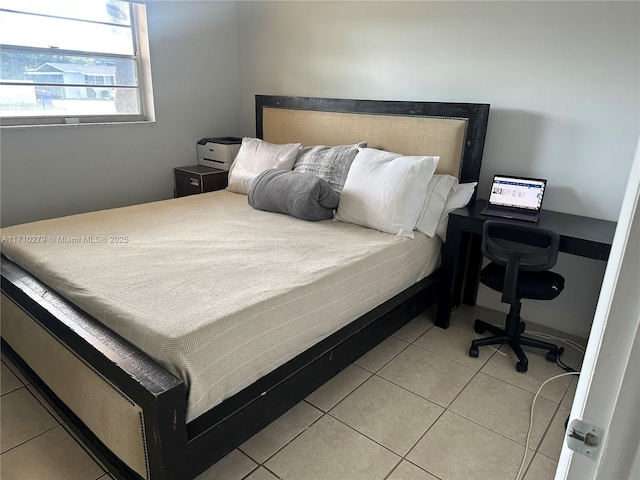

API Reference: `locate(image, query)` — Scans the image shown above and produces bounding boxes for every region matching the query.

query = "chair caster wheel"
[473,320,485,335]
[516,362,528,373]
[469,346,479,358]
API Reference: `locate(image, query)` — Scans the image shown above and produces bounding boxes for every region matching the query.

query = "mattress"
[0,191,441,422]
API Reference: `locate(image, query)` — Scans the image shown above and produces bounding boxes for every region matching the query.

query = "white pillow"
[415,174,457,237]
[335,148,439,238]
[436,180,478,241]
[227,137,301,194]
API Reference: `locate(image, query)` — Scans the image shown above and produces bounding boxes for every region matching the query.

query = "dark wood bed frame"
[1,95,489,480]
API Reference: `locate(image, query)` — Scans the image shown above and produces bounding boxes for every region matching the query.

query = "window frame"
[0,1,155,128]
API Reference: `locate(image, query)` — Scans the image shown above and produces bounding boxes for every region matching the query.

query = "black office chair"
[469,221,565,372]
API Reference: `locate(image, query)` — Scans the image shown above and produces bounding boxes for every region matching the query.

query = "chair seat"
[480,262,565,300]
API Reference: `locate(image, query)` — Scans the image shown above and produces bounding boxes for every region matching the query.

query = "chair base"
[469,317,563,373]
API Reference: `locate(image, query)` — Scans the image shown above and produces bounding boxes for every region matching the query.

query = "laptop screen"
[488,175,546,211]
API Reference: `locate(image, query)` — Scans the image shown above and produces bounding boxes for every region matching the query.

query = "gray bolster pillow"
[248,169,339,221]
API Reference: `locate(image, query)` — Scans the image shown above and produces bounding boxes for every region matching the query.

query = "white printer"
[197,137,242,170]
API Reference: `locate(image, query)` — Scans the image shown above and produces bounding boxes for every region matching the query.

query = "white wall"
[236,1,638,221]
[235,0,639,336]
[0,1,240,228]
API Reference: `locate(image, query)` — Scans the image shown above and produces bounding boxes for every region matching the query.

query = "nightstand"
[174,165,228,197]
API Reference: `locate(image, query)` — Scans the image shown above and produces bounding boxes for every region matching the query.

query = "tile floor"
[0,304,584,480]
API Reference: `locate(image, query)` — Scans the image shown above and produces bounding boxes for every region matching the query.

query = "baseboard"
[475,285,593,340]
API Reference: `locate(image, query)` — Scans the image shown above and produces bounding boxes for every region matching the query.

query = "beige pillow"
[227,137,301,194]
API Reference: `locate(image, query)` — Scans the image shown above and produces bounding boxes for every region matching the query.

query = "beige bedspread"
[1,191,441,421]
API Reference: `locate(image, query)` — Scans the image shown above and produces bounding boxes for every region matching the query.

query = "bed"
[0,95,489,479]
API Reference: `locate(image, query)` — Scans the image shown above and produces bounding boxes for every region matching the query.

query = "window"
[0,0,154,126]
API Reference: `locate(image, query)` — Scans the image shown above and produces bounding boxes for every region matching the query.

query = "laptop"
[481,175,547,222]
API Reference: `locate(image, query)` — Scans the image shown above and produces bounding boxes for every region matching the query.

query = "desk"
[435,199,617,329]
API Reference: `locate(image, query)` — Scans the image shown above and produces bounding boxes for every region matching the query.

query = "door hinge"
[567,419,604,460]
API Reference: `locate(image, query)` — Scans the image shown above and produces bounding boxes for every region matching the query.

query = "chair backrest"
[482,221,560,303]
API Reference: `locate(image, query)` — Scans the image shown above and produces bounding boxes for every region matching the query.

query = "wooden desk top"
[453,199,617,261]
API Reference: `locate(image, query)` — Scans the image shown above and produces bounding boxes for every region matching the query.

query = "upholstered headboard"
[255,95,490,185]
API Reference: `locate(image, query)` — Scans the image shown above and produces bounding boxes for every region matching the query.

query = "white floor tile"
[414,323,495,369]
[407,411,533,480]
[481,346,573,403]
[354,335,409,373]
[449,372,558,448]
[330,375,443,455]
[0,425,105,480]
[523,452,559,480]
[305,364,371,412]
[265,415,399,480]
[387,460,438,480]
[391,312,435,343]
[1,361,24,396]
[240,400,322,463]
[378,345,475,407]
[1,387,59,453]
[195,449,257,480]
[538,404,571,460]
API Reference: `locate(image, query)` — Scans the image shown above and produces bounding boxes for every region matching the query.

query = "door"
[555,138,640,479]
